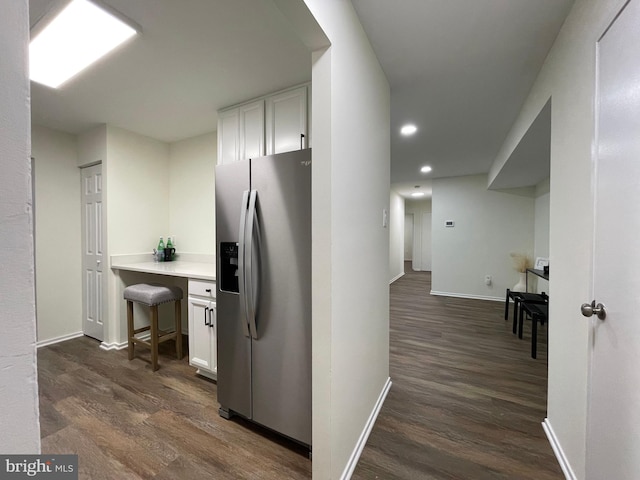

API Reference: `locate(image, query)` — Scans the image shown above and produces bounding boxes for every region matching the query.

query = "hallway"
[353,266,561,479]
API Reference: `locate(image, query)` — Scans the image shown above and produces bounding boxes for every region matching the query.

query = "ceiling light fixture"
[29,0,139,88]
[420,165,432,173]
[411,185,424,197]
[400,124,417,136]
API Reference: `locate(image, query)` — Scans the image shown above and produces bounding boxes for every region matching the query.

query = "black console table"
[526,268,549,292]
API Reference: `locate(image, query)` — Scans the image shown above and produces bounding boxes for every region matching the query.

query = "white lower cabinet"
[188,279,217,380]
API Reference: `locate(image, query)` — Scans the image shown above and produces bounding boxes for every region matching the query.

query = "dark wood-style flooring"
[39,265,560,479]
[353,265,561,479]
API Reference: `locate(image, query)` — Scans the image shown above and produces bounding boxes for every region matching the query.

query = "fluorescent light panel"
[411,192,425,197]
[30,0,137,88]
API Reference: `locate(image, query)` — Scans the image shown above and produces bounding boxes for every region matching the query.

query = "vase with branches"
[510,252,532,291]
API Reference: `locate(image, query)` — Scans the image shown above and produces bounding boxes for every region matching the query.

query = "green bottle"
[166,236,174,261]
[157,237,165,262]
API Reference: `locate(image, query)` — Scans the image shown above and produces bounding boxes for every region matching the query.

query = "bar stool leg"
[518,303,525,339]
[127,300,134,360]
[532,313,538,359]
[175,299,183,359]
[504,289,510,320]
[512,297,520,334]
[151,305,159,371]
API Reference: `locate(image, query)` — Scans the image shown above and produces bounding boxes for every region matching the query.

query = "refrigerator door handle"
[238,190,251,338]
[246,190,259,340]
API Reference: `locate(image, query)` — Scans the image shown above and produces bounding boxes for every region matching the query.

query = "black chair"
[505,289,548,335]
[519,302,549,359]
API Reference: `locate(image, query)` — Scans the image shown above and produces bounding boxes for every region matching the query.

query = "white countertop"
[111,254,215,281]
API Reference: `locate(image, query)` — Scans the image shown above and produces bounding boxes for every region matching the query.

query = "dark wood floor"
[352,265,561,479]
[38,338,311,479]
[38,265,560,479]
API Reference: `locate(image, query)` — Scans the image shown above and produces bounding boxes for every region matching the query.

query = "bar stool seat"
[124,283,183,371]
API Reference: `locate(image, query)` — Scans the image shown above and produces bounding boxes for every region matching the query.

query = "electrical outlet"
[484,275,492,286]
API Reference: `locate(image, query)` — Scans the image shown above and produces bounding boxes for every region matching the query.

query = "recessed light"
[29,0,138,88]
[420,166,432,173]
[411,192,425,198]
[400,124,417,136]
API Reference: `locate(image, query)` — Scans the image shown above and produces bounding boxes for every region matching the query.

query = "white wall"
[389,190,405,282]
[405,199,432,271]
[32,125,83,343]
[403,214,413,260]
[432,175,535,300]
[168,132,217,254]
[488,0,629,475]
[534,178,550,260]
[77,124,107,167]
[0,0,40,453]
[533,178,550,294]
[303,1,391,478]
[106,126,170,255]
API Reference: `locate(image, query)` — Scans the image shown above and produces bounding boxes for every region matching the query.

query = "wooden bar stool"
[124,283,183,371]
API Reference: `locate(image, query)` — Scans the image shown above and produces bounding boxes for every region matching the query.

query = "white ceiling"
[352,0,573,197]
[29,0,574,197]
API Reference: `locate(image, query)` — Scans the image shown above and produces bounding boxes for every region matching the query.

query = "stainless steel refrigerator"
[215,149,311,447]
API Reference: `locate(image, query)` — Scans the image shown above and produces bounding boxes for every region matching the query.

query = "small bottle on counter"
[166,236,175,261]
[157,237,165,262]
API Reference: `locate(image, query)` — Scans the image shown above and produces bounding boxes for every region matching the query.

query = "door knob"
[581,300,606,320]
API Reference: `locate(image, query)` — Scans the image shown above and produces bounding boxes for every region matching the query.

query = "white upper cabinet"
[266,86,308,155]
[217,108,239,165]
[239,100,264,161]
[217,83,309,165]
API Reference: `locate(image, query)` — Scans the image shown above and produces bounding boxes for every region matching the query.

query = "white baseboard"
[100,340,128,351]
[340,377,392,480]
[389,272,405,284]
[430,290,504,302]
[100,330,183,351]
[542,418,576,480]
[37,331,84,348]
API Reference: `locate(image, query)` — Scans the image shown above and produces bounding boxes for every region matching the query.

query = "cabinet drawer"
[189,279,216,298]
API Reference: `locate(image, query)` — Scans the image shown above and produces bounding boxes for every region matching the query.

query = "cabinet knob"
[205,288,211,293]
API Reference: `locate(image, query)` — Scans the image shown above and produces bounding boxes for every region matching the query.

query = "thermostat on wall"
[445,220,455,227]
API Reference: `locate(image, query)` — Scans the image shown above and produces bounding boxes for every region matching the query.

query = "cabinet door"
[188,296,213,371]
[266,86,307,155]
[217,108,239,165]
[239,101,264,161]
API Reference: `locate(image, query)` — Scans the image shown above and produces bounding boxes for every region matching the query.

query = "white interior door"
[587,2,640,477]
[421,213,432,271]
[404,214,413,261]
[81,164,104,341]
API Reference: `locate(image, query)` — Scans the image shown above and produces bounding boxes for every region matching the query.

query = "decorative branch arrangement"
[510,252,533,273]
